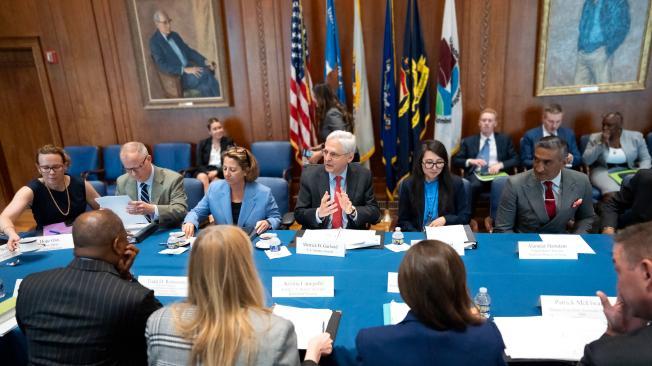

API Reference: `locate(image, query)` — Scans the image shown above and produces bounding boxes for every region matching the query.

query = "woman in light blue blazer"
[583,112,651,197]
[182,147,281,237]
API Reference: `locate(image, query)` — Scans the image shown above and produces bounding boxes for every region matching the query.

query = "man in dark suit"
[149,10,220,97]
[452,108,520,211]
[520,103,582,169]
[295,130,380,229]
[579,223,652,365]
[601,168,652,234]
[16,210,162,365]
[494,136,595,234]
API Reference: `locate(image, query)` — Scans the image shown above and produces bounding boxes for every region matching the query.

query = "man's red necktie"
[332,176,343,228]
[544,181,556,220]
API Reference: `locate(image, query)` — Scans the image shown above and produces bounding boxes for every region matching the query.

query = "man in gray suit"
[117,141,188,227]
[494,136,595,233]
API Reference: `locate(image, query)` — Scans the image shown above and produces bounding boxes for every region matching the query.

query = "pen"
[49,230,62,235]
[248,227,260,242]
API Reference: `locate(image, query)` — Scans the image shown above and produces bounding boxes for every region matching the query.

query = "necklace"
[45,178,71,216]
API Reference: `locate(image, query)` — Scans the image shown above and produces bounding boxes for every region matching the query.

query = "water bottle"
[391,227,404,245]
[474,287,491,319]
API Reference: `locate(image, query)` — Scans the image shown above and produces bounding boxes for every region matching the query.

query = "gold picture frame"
[127,0,231,109]
[536,0,652,96]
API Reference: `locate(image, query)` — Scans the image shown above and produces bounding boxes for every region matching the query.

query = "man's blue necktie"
[478,138,490,173]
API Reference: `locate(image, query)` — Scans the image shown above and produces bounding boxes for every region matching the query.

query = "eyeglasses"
[157,18,172,25]
[124,156,149,174]
[422,160,445,169]
[322,149,347,160]
[38,165,65,173]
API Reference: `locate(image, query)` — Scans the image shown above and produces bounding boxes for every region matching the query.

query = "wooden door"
[0,37,61,208]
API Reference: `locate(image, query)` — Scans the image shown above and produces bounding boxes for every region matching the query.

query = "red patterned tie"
[332,176,343,229]
[544,181,556,220]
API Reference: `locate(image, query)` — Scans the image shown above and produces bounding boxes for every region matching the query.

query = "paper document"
[138,276,188,297]
[0,297,17,336]
[539,234,595,254]
[158,247,189,255]
[265,246,292,259]
[540,295,616,320]
[383,301,410,325]
[37,234,74,251]
[301,229,379,249]
[13,279,22,298]
[385,243,411,252]
[272,304,333,349]
[96,195,149,226]
[0,245,20,262]
[493,316,605,361]
[387,272,399,293]
[425,225,467,255]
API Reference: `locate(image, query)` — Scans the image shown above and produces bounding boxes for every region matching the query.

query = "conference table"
[1,229,616,366]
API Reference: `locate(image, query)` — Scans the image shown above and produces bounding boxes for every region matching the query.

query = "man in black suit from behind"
[601,168,652,234]
[580,223,652,365]
[451,108,520,212]
[16,210,162,365]
[295,130,380,229]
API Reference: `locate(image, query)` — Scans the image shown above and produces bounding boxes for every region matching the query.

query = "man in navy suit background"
[452,108,520,213]
[149,10,220,97]
[520,103,582,169]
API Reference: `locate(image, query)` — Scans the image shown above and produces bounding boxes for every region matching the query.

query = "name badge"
[387,272,399,293]
[518,241,578,260]
[296,237,345,257]
[138,276,188,297]
[272,276,334,298]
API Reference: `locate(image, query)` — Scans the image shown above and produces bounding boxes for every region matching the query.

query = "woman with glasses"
[356,240,506,365]
[0,144,100,251]
[195,117,236,192]
[146,225,333,366]
[182,147,281,237]
[397,139,470,231]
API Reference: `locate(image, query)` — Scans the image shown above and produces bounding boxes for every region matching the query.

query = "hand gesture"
[117,243,140,280]
[468,159,487,168]
[182,222,195,238]
[428,217,446,227]
[7,232,20,251]
[254,219,270,234]
[305,333,333,364]
[597,291,648,336]
[336,191,354,215]
[317,191,338,219]
[127,201,155,216]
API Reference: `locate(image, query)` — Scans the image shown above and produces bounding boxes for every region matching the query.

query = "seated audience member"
[452,108,520,211]
[0,144,100,251]
[494,136,595,233]
[182,147,280,237]
[295,131,380,229]
[16,210,162,365]
[579,223,652,365]
[356,240,506,366]
[116,141,188,227]
[601,168,652,234]
[520,103,582,169]
[195,117,236,192]
[582,112,651,199]
[146,225,333,366]
[399,139,470,231]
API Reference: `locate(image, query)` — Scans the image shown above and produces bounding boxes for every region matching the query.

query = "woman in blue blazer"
[356,240,506,366]
[398,139,470,231]
[182,147,281,237]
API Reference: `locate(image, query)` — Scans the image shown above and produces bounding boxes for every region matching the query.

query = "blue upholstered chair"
[255,176,294,228]
[251,141,292,180]
[153,143,192,175]
[88,180,107,196]
[183,178,204,210]
[64,145,101,180]
[102,144,122,196]
[484,176,508,233]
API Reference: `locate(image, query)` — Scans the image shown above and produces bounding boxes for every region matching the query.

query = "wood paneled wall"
[1,0,651,196]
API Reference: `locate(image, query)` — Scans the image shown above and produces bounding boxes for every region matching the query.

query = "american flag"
[289,0,316,164]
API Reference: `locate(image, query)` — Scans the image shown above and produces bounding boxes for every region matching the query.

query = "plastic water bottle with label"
[474,287,491,319]
[391,227,404,245]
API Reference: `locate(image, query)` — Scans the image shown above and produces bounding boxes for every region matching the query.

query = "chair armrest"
[81,168,105,180]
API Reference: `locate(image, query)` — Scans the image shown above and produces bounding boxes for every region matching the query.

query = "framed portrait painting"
[127,0,231,109]
[536,0,652,96]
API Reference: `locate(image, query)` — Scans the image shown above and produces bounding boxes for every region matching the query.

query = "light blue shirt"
[540,170,561,209]
[315,166,357,227]
[137,165,159,220]
[423,179,439,226]
[162,31,187,73]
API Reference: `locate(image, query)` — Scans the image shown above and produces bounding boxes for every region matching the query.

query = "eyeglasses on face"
[322,149,347,159]
[157,19,172,25]
[422,160,445,169]
[124,156,149,174]
[38,165,65,173]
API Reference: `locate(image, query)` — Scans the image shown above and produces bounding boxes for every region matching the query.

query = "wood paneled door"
[0,37,61,207]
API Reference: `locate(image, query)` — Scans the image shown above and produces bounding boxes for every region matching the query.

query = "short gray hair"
[153,10,169,23]
[326,130,356,155]
[120,141,149,158]
[535,136,568,160]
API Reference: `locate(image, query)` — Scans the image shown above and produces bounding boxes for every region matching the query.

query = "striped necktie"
[140,182,151,222]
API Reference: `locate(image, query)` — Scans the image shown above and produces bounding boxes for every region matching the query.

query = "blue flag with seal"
[324,0,346,104]
[380,0,398,199]
[397,0,431,181]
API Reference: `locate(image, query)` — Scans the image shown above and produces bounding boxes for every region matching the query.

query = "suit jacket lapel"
[218,183,233,224]
[469,135,480,158]
[150,167,164,204]
[125,176,138,201]
[522,172,549,224]
[318,169,330,203]
[238,183,256,227]
[345,164,358,199]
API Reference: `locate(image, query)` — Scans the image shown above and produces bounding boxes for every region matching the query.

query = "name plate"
[138,276,188,297]
[296,237,345,257]
[541,295,616,320]
[387,272,399,293]
[272,276,334,298]
[518,241,578,260]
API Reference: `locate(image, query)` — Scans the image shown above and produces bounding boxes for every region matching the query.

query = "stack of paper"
[0,297,17,336]
[96,195,149,226]
[272,304,336,349]
[425,225,468,255]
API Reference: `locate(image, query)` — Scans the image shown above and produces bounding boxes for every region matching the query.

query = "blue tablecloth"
[1,230,616,365]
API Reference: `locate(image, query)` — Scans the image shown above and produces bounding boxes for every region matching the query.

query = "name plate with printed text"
[272,276,334,298]
[518,241,578,260]
[296,237,345,257]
